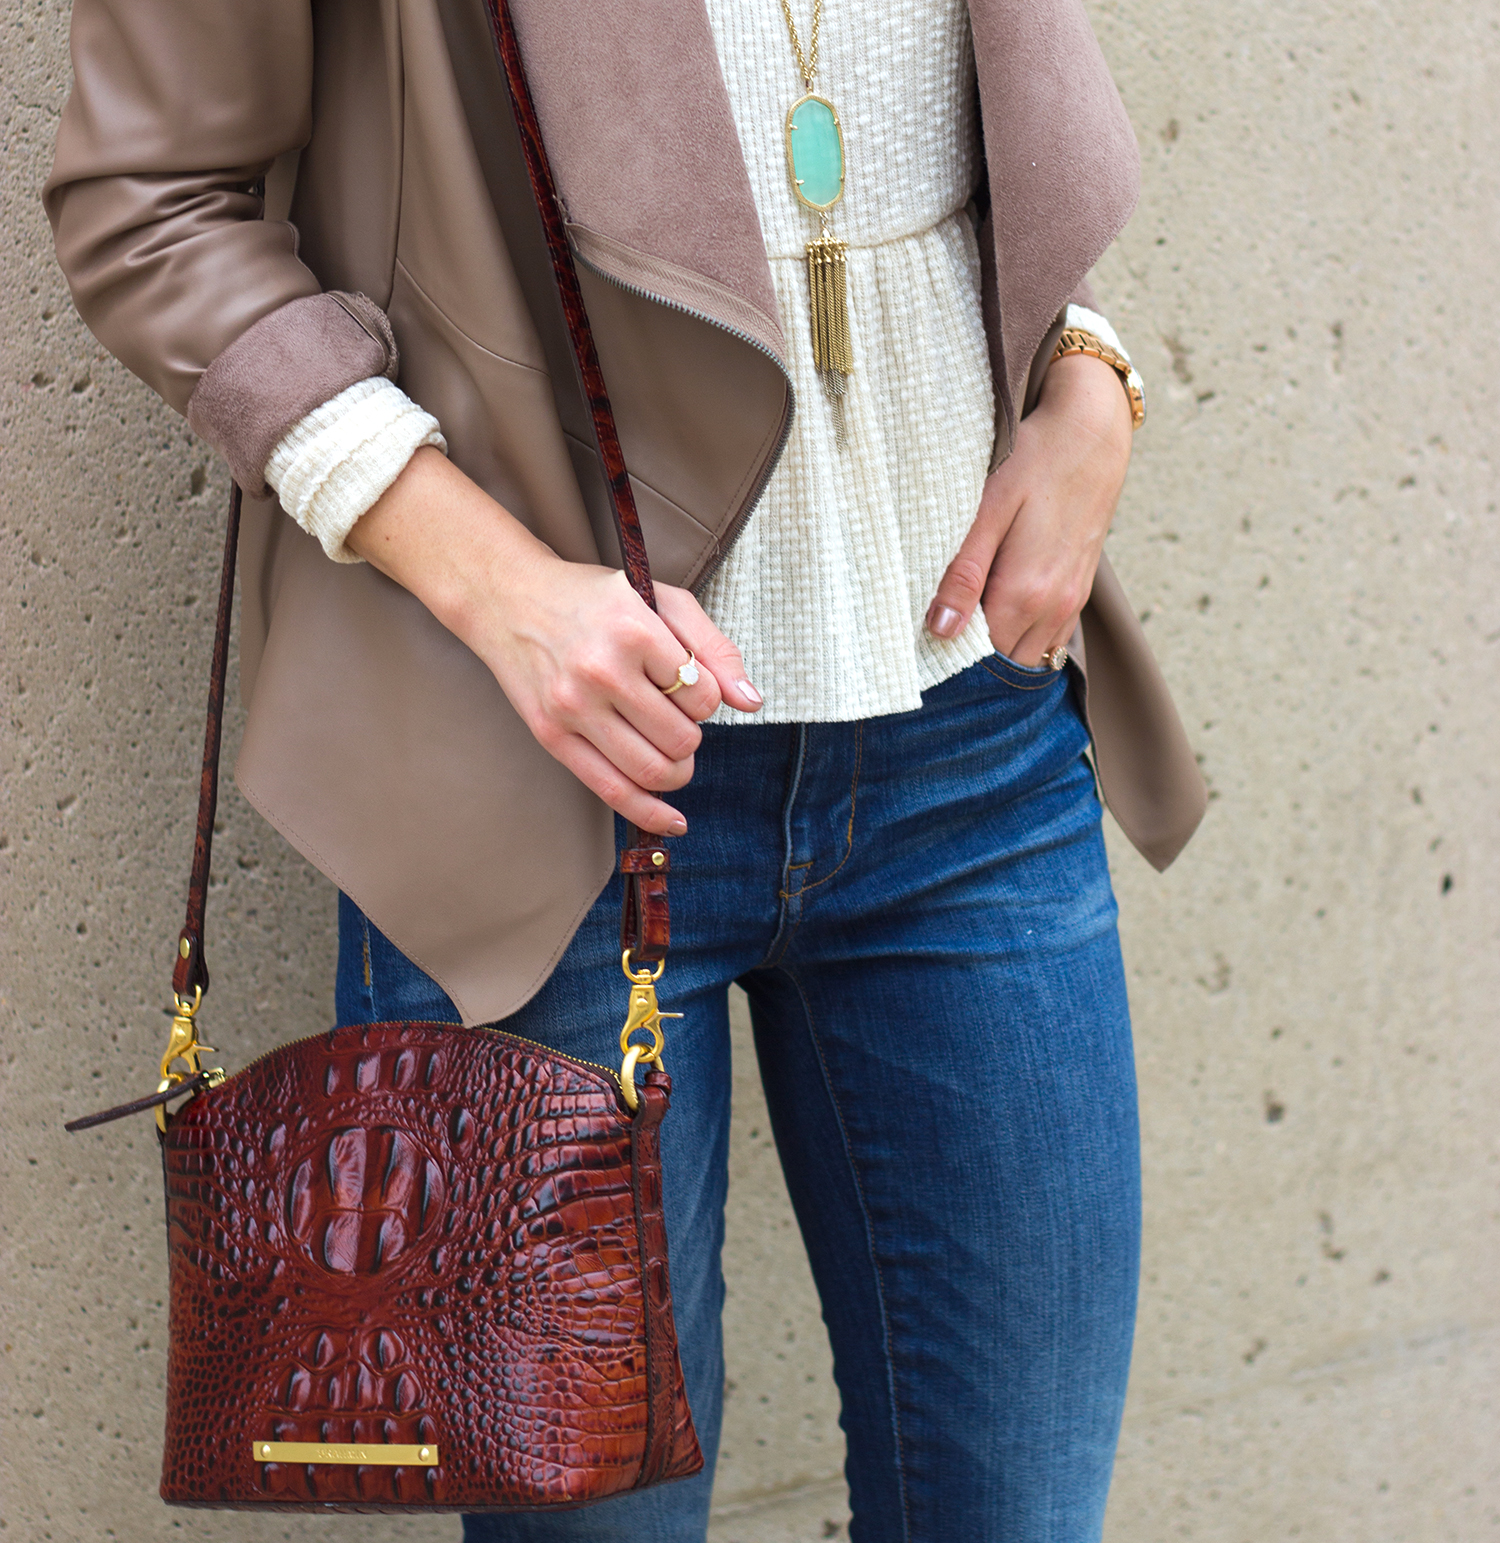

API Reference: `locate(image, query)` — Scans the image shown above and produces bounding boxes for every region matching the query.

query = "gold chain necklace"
[778,0,853,425]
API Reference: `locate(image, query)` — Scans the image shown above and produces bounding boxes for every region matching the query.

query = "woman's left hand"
[924,351,1135,665]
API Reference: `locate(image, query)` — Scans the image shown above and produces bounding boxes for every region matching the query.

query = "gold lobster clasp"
[618,950,681,1112]
[155,986,218,1131]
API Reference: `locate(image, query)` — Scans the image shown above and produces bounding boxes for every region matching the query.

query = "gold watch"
[1051,327,1146,430]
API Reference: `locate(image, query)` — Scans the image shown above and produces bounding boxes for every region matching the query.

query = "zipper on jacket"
[569,248,796,592]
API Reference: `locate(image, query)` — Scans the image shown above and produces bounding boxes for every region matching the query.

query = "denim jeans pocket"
[978,650,1065,691]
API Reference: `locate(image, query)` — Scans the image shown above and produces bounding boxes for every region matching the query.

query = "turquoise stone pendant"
[785,94,845,211]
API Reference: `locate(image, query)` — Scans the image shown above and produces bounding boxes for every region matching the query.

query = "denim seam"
[360,910,377,1022]
[978,656,1060,692]
[764,897,805,971]
[781,721,863,900]
[781,965,913,1543]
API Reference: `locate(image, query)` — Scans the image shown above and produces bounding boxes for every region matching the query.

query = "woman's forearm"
[346,446,563,647]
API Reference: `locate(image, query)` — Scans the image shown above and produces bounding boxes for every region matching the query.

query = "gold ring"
[1042,646,1069,671]
[660,652,700,696]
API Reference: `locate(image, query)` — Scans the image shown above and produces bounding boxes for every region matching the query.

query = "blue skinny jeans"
[335,655,1141,1543]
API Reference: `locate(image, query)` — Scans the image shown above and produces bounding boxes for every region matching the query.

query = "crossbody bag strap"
[65,486,237,1132]
[73,4,674,1134]
[484,0,670,962]
[171,482,241,1004]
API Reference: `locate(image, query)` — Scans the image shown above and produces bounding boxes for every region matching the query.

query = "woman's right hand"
[346,446,762,836]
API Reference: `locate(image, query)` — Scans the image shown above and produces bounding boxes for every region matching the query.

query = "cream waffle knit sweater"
[696,0,994,721]
[263,1,1137,724]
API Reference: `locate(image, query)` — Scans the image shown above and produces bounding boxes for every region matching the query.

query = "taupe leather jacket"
[45,0,1206,1024]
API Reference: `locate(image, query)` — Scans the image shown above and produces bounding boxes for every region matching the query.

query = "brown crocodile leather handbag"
[63,0,704,1511]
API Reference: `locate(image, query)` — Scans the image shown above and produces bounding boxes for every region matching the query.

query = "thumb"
[926,496,1011,639]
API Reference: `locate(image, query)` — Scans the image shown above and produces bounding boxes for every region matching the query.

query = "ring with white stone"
[660,652,700,696]
[1042,645,1069,671]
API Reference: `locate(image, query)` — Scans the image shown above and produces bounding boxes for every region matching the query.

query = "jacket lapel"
[506,0,1140,442]
[507,0,785,362]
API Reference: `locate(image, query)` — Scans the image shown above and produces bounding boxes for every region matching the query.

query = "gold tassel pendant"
[806,231,853,380]
[806,228,852,443]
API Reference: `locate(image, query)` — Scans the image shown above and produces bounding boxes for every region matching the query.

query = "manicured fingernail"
[737,679,763,708]
[669,817,687,836]
[927,605,963,639]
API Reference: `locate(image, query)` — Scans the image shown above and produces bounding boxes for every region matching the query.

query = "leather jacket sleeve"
[43,0,321,413]
[42,0,394,486]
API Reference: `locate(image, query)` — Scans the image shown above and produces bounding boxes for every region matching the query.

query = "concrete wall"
[3,0,1497,1537]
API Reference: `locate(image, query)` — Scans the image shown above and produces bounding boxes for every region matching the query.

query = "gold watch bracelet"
[1050,327,1145,430]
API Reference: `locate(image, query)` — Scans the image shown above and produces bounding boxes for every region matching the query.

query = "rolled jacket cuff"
[186,291,399,495]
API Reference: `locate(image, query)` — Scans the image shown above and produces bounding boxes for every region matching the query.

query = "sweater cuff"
[1064,303,1146,412]
[266,377,447,564]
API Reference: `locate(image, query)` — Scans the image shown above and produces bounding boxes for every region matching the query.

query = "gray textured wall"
[4,0,1498,1538]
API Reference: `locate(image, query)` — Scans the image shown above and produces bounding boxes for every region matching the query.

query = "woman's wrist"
[1036,350,1135,457]
[346,445,558,648]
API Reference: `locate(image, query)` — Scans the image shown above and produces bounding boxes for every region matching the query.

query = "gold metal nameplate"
[251,1441,439,1466]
